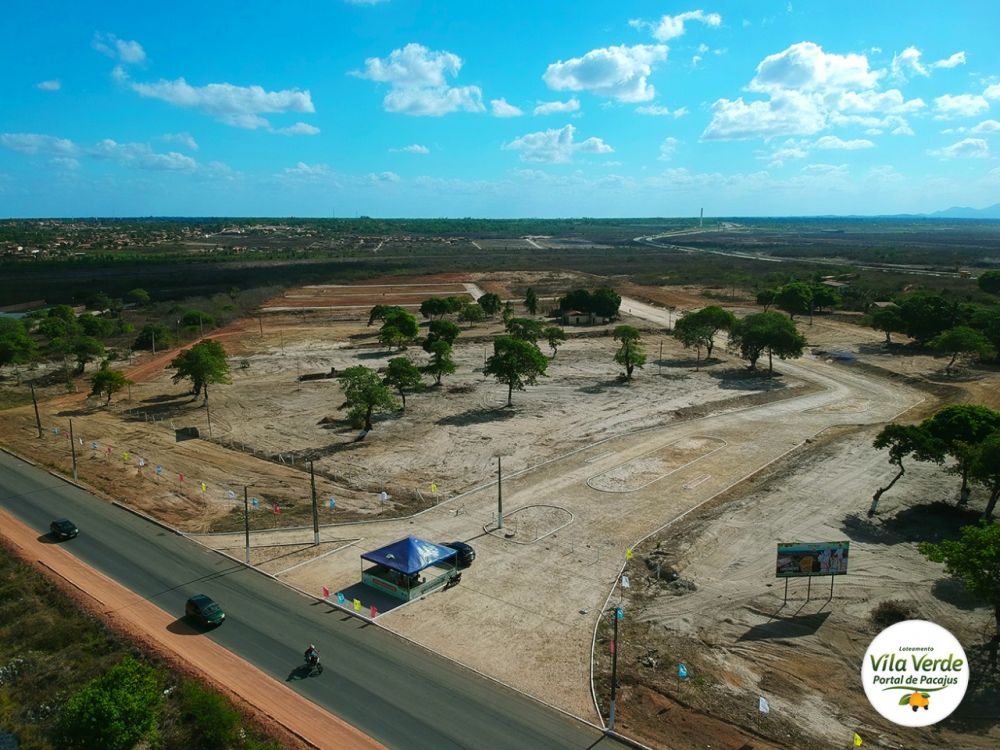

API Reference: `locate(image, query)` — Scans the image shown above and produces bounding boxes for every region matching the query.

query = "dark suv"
[185,594,226,627]
[441,541,475,568]
[49,518,78,540]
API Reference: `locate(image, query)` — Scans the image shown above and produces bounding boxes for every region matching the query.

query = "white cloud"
[971,119,1000,134]
[162,132,198,150]
[543,44,667,102]
[703,91,826,140]
[90,139,197,170]
[354,43,484,116]
[51,157,80,170]
[629,10,722,41]
[92,33,146,65]
[928,138,989,159]
[658,137,679,161]
[0,133,79,156]
[111,65,129,83]
[891,123,915,136]
[635,104,687,117]
[534,98,580,115]
[284,162,330,177]
[835,89,924,114]
[931,51,966,69]
[750,42,881,93]
[933,94,989,120]
[813,135,875,150]
[369,171,401,183]
[130,77,314,128]
[890,47,927,81]
[502,124,613,163]
[985,83,1000,100]
[390,144,430,154]
[491,98,523,117]
[36,80,61,91]
[275,122,320,135]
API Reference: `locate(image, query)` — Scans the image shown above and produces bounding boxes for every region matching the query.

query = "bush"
[177,679,241,749]
[56,655,163,750]
[870,600,916,630]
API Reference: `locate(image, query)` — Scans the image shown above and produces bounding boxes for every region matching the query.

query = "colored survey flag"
[273,503,281,514]
[758,696,769,715]
[200,482,207,492]
[227,489,236,499]
[328,498,336,509]
[430,482,438,493]
[138,457,145,467]
[91,441,97,450]
[625,548,633,560]
[251,497,259,507]
[353,598,361,612]
[621,575,630,589]
[179,472,184,482]
[322,586,330,599]
[155,465,162,475]
[336,592,345,605]
[370,605,377,618]
[123,451,129,461]
[678,663,688,679]
[853,733,863,746]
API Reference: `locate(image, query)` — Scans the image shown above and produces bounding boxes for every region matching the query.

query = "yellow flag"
[625,548,633,560]
[353,598,362,612]
[430,482,438,493]
[853,732,862,747]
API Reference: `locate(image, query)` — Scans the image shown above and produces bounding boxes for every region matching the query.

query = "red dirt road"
[0,508,384,750]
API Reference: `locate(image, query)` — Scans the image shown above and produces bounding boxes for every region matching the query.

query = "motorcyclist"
[305,644,319,666]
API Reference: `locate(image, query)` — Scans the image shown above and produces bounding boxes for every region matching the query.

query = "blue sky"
[2,1,999,217]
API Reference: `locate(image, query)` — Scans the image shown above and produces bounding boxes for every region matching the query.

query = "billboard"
[776,541,850,577]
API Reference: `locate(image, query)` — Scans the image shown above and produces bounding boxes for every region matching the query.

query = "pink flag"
[274,504,281,514]
[322,586,330,599]
[370,605,377,618]
[179,473,185,482]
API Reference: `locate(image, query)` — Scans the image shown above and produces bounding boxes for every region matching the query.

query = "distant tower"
[699,208,704,228]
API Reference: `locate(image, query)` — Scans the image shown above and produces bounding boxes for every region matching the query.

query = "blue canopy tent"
[360,536,459,601]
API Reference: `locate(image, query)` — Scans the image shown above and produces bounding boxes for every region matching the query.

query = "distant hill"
[927,203,1000,219]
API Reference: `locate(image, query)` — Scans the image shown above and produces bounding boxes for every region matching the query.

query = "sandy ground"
[4,273,998,750]
[0,507,383,750]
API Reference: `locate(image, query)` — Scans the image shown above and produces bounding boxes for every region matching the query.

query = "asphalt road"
[0,449,630,750]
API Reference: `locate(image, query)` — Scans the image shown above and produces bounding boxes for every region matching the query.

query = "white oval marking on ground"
[587,436,727,493]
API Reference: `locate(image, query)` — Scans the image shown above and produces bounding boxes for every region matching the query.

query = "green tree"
[384,356,423,409]
[419,297,451,319]
[477,293,502,317]
[869,305,905,344]
[930,326,996,374]
[78,313,115,339]
[676,306,735,359]
[613,325,646,380]
[84,291,113,311]
[423,319,461,351]
[57,655,163,750]
[379,308,419,350]
[545,326,566,356]
[367,303,398,327]
[756,289,776,312]
[591,287,622,320]
[559,289,592,314]
[458,302,486,324]
[776,282,813,321]
[177,680,241,750]
[424,339,456,385]
[868,424,944,515]
[922,404,1000,503]
[969,432,1000,518]
[181,309,215,332]
[169,339,231,403]
[728,311,806,374]
[126,287,151,306]
[919,523,1000,639]
[673,314,715,369]
[524,287,539,315]
[0,317,36,368]
[506,317,546,343]
[501,301,514,326]
[90,364,132,405]
[72,336,105,374]
[896,292,959,344]
[484,335,548,406]
[341,365,399,433]
[810,284,841,313]
[978,269,1000,295]
[133,322,176,351]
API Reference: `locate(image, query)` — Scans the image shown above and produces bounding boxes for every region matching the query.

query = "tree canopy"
[384,356,422,409]
[969,432,1000,518]
[868,424,944,515]
[423,339,457,385]
[756,289,776,311]
[379,308,419,350]
[673,306,736,360]
[169,339,231,403]
[728,311,806,374]
[423,319,461,351]
[524,287,538,315]
[978,269,1000,295]
[923,404,1000,501]
[133,322,175,351]
[484,335,548,406]
[775,282,813,320]
[930,326,996,374]
[90,363,132,405]
[896,292,960,344]
[0,317,36,368]
[477,293,502,316]
[869,305,905,344]
[545,326,566,356]
[506,317,546,343]
[919,523,1000,639]
[341,365,399,433]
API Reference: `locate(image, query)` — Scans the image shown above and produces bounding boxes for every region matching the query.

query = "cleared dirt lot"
[3,272,997,749]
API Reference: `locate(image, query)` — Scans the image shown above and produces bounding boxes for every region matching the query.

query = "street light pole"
[608,606,622,732]
[69,418,78,481]
[310,460,320,545]
[30,383,42,438]
[497,455,503,530]
[243,486,251,564]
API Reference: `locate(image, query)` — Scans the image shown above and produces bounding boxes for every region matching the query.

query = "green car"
[185,594,225,627]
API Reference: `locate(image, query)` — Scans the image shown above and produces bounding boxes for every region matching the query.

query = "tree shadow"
[55,404,103,417]
[437,408,516,426]
[840,513,907,545]
[884,501,981,544]
[354,350,392,360]
[709,368,786,391]
[577,378,628,394]
[943,637,1000,733]
[738,611,831,641]
[930,578,985,611]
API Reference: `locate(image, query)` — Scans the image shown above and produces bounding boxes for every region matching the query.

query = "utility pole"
[30,384,42,438]
[310,460,320,545]
[243,486,251,564]
[69,418,78,481]
[496,455,503,529]
[258,315,263,338]
[658,339,663,377]
[608,606,622,732]
[206,402,213,438]
[151,330,156,356]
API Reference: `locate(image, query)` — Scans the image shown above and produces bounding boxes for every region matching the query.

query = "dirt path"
[0,508,383,750]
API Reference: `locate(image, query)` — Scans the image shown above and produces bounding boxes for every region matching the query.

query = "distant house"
[563,310,592,325]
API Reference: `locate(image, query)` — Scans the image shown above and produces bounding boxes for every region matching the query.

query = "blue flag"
[251,497,259,507]
[329,498,336,509]
[678,663,688,679]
